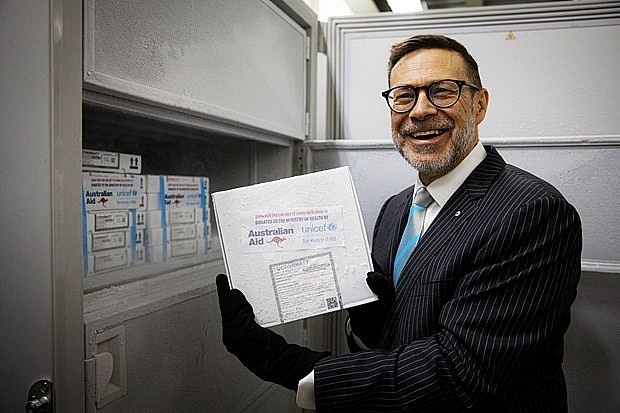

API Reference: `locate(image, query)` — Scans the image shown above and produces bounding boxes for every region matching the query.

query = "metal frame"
[51,0,85,410]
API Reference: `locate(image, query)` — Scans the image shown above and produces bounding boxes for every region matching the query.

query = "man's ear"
[475,88,490,125]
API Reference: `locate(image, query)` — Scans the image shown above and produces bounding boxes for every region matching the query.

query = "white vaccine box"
[87,230,129,252]
[170,239,198,258]
[137,192,147,211]
[86,210,131,232]
[134,245,145,266]
[146,208,201,228]
[145,239,200,263]
[198,238,208,254]
[82,149,142,174]
[145,175,208,193]
[145,191,207,210]
[212,166,374,327]
[82,172,141,211]
[86,247,131,274]
[85,210,145,234]
[135,229,144,245]
[145,224,199,246]
[87,229,141,250]
[144,175,209,209]
[146,245,164,264]
[135,210,146,229]
[195,223,206,239]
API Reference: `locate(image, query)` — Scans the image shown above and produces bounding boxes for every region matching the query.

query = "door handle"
[25,380,52,413]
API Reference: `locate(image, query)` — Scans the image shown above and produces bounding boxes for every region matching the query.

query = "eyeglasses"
[381,79,480,113]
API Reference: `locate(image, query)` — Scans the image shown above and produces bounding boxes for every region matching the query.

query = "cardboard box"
[145,224,200,246]
[146,208,207,228]
[212,167,374,327]
[85,209,146,232]
[145,239,200,263]
[145,175,208,193]
[82,149,142,174]
[146,245,164,264]
[86,247,131,274]
[87,230,129,252]
[134,245,145,266]
[86,210,131,232]
[143,175,209,210]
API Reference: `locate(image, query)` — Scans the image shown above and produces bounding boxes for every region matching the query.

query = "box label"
[240,206,344,253]
[91,231,126,251]
[93,249,129,272]
[270,252,342,324]
[92,211,130,232]
[82,173,141,211]
[170,239,197,257]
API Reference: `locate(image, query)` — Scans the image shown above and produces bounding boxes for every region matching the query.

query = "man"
[216,34,582,412]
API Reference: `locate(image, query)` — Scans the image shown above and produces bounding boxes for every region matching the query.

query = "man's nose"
[408,90,438,120]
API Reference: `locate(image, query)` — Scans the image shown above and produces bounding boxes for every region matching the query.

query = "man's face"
[389,49,489,184]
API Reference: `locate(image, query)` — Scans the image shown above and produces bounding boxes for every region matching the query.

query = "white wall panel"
[308,141,620,267]
[326,3,620,142]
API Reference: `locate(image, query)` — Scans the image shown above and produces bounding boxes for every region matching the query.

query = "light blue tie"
[393,187,433,286]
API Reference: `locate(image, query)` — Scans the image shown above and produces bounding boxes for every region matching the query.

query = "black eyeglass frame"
[381,79,481,113]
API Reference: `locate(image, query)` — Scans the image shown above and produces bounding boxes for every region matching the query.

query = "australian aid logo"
[85,190,113,207]
[246,227,294,247]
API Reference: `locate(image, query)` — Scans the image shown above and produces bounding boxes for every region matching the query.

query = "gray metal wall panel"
[85,0,308,139]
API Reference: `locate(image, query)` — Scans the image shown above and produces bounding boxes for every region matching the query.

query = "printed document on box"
[212,167,376,327]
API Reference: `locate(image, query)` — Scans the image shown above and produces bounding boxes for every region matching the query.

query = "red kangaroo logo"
[97,197,109,207]
[172,199,182,207]
[267,236,286,248]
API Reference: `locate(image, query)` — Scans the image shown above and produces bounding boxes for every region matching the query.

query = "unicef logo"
[327,223,337,231]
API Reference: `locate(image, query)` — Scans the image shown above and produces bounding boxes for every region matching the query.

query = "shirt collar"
[415,141,487,208]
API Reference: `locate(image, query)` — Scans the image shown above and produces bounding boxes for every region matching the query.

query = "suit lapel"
[380,146,506,346]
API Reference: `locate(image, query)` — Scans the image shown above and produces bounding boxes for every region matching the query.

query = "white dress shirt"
[296,142,488,410]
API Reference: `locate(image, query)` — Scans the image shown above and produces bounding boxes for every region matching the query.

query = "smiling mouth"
[410,129,449,140]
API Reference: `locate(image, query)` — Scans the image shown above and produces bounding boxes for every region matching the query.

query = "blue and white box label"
[82,172,141,211]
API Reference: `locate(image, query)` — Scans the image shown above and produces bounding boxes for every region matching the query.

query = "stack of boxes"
[144,175,210,264]
[81,150,210,276]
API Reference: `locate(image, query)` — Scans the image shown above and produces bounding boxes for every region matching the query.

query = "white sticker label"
[169,224,197,241]
[240,206,344,253]
[91,231,126,251]
[269,252,342,324]
[168,209,195,225]
[94,249,128,272]
[170,239,197,257]
[93,211,129,231]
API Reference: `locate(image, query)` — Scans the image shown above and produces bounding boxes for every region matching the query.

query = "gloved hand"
[346,258,395,350]
[216,274,330,390]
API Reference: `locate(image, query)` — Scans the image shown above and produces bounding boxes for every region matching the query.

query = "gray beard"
[393,118,477,181]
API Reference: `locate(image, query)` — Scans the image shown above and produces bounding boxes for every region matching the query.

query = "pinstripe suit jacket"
[314,146,582,412]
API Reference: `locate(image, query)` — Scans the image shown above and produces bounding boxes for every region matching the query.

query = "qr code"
[326,296,339,309]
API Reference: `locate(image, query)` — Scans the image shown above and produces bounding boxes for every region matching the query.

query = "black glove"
[216,274,330,390]
[346,258,395,350]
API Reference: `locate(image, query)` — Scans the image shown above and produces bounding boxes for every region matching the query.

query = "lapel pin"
[454,211,461,217]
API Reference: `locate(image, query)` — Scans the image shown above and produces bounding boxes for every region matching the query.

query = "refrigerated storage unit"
[2,0,619,411]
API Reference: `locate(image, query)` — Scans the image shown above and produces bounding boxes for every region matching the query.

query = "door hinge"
[294,141,306,175]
